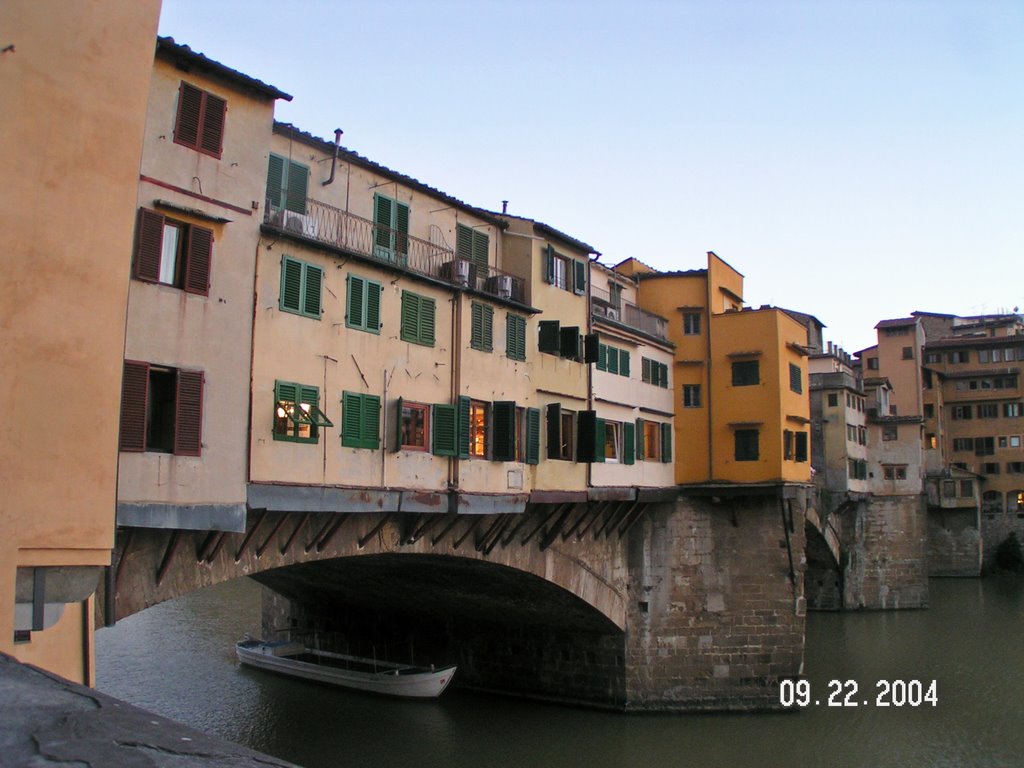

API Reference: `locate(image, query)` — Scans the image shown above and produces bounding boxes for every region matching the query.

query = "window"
[174,82,225,158]
[979,349,990,363]
[953,438,974,452]
[341,391,381,449]
[952,405,973,420]
[827,393,838,407]
[279,256,323,318]
[560,326,583,361]
[883,465,908,480]
[683,313,701,335]
[789,363,802,393]
[546,404,575,460]
[119,361,203,455]
[133,208,212,295]
[1008,462,1024,474]
[978,403,999,419]
[731,360,760,386]
[642,357,669,387]
[469,400,488,458]
[925,352,941,364]
[538,320,561,354]
[983,462,1001,475]
[266,154,309,214]
[400,291,436,346]
[795,432,808,462]
[457,224,489,283]
[959,480,974,498]
[902,346,914,360]
[942,480,957,499]
[948,350,969,364]
[859,426,867,445]
[373,193,410,263]
[598,344,631,377]
[491,401,517,461]
[398,400,429,451]
[783,430,794,460]
[543,245,586,295]
[926,433,937,449]
[603,421,621,463]
[469,301,493,351]
[882,425,898,441]
[867,357,879,370]
[274,381,331,444]
[346,274,382,333]
[923,404,935,418]
[683,384,702,408]
[734,429,759,461]
[975,436,995,456]
[1005,403,1023,418]
[506,314,527,361]
[848,459,867,480]
[1012,436,1023,448]
[636,420,671,462]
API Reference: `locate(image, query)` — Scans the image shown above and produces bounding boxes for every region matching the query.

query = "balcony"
[265,198,525,304]
[591,286,668,341]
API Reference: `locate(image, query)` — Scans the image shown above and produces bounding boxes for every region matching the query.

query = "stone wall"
[980,509,1024,572]
[623,494,807,711]
[840,495,928,609]
[928,507,982,576]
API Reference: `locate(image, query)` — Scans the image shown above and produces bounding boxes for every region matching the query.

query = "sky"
[158,0,1023,353]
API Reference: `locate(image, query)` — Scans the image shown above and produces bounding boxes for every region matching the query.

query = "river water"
[95,577,1024,768]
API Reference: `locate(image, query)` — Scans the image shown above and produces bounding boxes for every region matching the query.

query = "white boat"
[235,638,456,699]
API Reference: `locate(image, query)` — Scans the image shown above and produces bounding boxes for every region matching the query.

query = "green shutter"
[364,395,381,449]
[456,395,471,459]
[401,291,417,343]
[395,201,410,257]
[456,224,473,259]
[346,274,364,329]
[366,279,382,332]
[577,411,604,463]
[661,363,670,388]
[607,346,619,374]
[636,418,645,460]
[472,230,489,273]
[595,417,605,462]
[598,344,607,371]
[620,350,630,377]
[420,296,435,346]
[492,401,516,461]
[471,303,492,352]
[623,421,635,465]
[544,245,555,283]
[280,257,302,313]
[538,320,560,353]
[661,422,672,463]
[526,407,540,464]
[573,260,587,295]
[266,154,284,208]
[374,193,393,250]
[342,391,363,448]
[394,397,404,451]
[507,314,526,361]
[642,358,651,383]
[432,404,457,456]
[304,264,322,317]
[285,160,308,214]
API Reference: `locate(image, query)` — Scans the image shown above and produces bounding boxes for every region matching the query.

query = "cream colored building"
[1,0,161,683]
[118,38,291,533]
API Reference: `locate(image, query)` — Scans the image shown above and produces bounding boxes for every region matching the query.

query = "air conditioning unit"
[282,210,318,238]
[486,274,513,299]
[441,260,471,287]
[605,307,620,321]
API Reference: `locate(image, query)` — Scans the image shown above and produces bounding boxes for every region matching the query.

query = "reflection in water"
[96,577,1024,768]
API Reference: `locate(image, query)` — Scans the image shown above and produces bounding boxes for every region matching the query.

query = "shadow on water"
[96,577,1024,768]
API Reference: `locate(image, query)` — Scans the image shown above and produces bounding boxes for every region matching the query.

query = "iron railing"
[265,198,525,304]
[591,285,668,340]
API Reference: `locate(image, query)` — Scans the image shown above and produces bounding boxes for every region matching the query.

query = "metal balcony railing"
[591,286,668,340]
[265,199,525,304]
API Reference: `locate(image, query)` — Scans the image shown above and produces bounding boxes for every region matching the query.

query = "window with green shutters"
[576,411,605,463]
[274,381,332,443]
[492,401,517,461]
[432,404,457,456]
[660,422,672,463]
[506,314,526,361]
[642,357,669,387]
[789,362,803,393]
[373,193,410,263]
[543,245,586,295]
[622,421,635,465]
[346,274,382,333]
[525,407,540,464]
[341,391,381,449]
[400,291,436,346]
[457,224,489,282]
[266,153,309,214]
[572,259,587,296]
[538,320,561,354]
[471,302,493,352]
[279,256,323,319]
[597,343,631,377]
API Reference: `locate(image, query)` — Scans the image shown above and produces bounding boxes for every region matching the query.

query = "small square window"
[734,429,759,461]
[683,313,701,335]
[731,360,760,386]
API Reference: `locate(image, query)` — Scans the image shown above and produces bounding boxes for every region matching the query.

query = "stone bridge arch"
[104,504,635,631]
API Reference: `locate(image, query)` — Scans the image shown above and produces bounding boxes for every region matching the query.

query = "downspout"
[322,129,343,186]
[246,237,261,486]
[381,368,389,488]
[586,255,594,492]
[450,290,463,494]
[705,268,714,481]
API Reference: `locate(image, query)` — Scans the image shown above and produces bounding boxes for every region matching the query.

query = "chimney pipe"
[323,128,344,186]
[501,200,508,214]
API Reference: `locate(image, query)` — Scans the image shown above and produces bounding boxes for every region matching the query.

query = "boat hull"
[235,641,456,699]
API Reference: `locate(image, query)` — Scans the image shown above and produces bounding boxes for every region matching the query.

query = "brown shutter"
[174,82,202,149]
[199,93,226,157]
[174,370,204,456]
[184,225,213,295]
[134,208,164,282]
[119,361,149,452]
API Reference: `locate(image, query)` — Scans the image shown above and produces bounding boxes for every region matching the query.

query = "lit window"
[470,400,488,458]
[275,381,332,443]
[643,421,661,461]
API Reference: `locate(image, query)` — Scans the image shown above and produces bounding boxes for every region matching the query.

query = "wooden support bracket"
[234,510,267,562]
[155,530,182,586]
[280,513,309,556]
[256,513,290,558]
[356,513,390,549]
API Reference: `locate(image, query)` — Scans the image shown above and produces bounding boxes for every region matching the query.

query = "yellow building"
[1,1,161,683]
[621,252,811,486]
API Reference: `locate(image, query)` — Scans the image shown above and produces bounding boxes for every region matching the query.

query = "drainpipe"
[705,263,714,481]
[450,292,463,495]
[323,129,343,186]
[586,255,594,493]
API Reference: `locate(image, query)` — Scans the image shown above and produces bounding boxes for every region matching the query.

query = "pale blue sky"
[159,0,1023,352]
